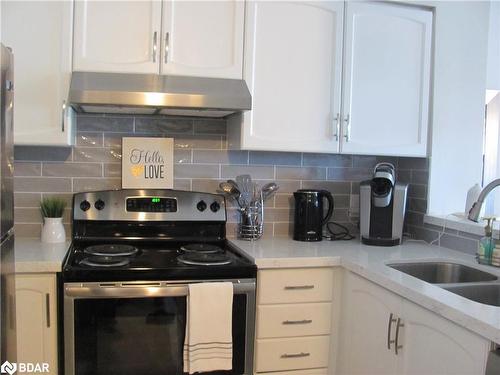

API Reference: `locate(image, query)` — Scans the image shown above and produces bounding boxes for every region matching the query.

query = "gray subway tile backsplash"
[193,119,226,134]
[134,116,193,134]
[249,151,302,166]
[14,162,41,177]
[76,132,103,147]
[193,150,248,165]
[302,153,352,168]
[276,166,325,180]
[15,177,72,192]
[77,115,134,132]
[14,113,437,245]
[42,162,102,177]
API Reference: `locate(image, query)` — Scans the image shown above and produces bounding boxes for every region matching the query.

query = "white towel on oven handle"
[183,282,233,374]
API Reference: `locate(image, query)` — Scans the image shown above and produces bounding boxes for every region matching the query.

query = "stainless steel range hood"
[68,72,252,118]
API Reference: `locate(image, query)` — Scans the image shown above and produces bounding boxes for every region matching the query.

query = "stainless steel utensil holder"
[238,201,264,240]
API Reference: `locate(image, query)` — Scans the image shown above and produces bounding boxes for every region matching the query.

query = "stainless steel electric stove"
[62,189,256,375]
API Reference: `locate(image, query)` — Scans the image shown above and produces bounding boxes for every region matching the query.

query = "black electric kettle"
[293,189,334,242]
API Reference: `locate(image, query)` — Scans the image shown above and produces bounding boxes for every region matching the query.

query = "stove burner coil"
[180,243,223,254]
[79,256,130,268]
[177,253,231,266]
[84,244,139,257]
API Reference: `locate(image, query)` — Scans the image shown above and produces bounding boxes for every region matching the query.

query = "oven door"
[64,279,255,375]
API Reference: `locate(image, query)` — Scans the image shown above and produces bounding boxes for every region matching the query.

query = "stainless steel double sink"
[387,261,500,307]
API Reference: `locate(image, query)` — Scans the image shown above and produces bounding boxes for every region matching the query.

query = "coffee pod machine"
[360,163,408,246]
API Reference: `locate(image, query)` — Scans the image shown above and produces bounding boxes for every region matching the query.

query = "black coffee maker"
[293,190,334,241]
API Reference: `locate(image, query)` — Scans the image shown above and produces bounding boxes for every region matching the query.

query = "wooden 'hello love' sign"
[122,137,174,189]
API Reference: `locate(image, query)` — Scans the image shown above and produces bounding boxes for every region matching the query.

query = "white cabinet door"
[161,1,244,79]
[229,1,343,153]
[398,300,489,375]
[16,274,58,374]
[2,0,74,146]
[341,2,432,156]
[337,272,401,375]
[73,1,162,74]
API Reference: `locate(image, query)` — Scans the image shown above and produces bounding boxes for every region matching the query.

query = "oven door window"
[73,295,246,375]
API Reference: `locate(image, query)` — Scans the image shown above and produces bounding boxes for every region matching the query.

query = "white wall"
[417,1,490,215]
[487,0,500,90]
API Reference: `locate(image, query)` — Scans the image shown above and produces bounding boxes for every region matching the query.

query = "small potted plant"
[40,197,66,243]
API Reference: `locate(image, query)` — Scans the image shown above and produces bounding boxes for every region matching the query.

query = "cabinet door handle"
[281,352,310,359]
[333,113,340,141]
[395,317,404,355]
[152,31,158,62]
[284,285,314,290]
[387,313,396,350]
[164,32,170,63]
[61,100,66,132]
[343,114,350,141]
[46,293,50,328]
[282,319,312,325]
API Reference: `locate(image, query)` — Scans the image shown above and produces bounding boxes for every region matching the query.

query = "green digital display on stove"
[126,197,177,212]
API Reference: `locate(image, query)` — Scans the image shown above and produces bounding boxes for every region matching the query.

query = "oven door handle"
[65,281,255,298]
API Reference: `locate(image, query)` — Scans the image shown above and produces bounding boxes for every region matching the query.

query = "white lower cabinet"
[16,274,58,375]
[337,272,490,375]
[254,267,336,374]
[398,301,490,375]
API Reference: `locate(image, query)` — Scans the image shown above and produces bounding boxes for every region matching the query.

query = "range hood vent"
[68,72,252,118]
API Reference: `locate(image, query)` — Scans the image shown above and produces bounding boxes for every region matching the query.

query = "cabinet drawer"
[257,302,332,338]
[257,268,334,304]
[255,336,330,372]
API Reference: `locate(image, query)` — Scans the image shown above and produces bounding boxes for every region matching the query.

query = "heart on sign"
[130,165,144,177]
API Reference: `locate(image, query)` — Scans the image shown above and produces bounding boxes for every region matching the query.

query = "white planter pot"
[41,217,66,243]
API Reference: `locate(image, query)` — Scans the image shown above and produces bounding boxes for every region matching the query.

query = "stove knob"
[94,199,105,210]
[80,200,91,211]
[197,200,207,212]
[210,201,220,212]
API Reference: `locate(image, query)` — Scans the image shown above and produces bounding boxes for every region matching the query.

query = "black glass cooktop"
[62,241,256,282]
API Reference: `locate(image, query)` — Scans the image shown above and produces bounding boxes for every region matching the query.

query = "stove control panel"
[73,189,226,222]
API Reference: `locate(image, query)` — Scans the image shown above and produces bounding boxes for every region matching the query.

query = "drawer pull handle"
[282,319,313,325]
[395,317,404,355]
[46,293,50,328]
[387,312,396,350]
[284,285,314,290]
[281,352,310,359]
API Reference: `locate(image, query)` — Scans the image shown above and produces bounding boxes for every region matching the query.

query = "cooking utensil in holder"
[238,198,264,240]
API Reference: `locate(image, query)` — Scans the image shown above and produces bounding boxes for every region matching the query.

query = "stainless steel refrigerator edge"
[0,43,16,363]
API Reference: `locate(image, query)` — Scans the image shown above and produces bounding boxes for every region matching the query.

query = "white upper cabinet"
[73,0,162,74]
[341,2,432,156]
[73,0,244,79]
[3,0,75,146]
[161,1,244,78]
[228,1,344,153]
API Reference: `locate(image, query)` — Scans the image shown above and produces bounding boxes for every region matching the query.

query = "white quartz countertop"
[15,238,69,273]
[230,237,500,343]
